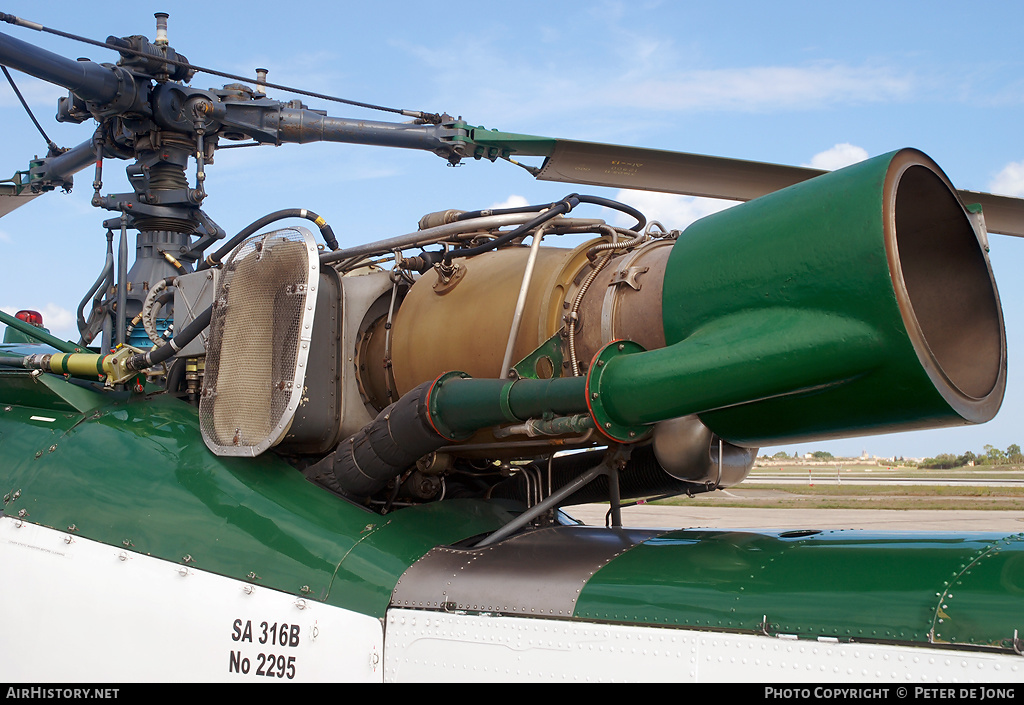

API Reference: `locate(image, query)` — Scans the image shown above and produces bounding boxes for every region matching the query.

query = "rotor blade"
[536,138,825,201]
[956,191,1024,239]
[0,185,38,216]
[530,139,1024,237]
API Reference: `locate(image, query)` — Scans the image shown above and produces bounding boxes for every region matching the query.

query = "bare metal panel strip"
[391,525,663,618]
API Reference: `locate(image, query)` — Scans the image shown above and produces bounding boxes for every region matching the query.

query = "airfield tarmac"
[564,503,1024,532]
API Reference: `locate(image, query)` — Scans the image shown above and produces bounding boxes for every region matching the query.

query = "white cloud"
[41,303,75,337]
[1,303,76,342]
[612,189,738,230]
[804,143,869,171]
[490,195,530,210]
[0,76,65,109]
[394,35,915,126]
[619,65,912,114]
[990,160,1024,197]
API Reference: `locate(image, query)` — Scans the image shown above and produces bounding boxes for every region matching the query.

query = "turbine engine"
[193,149,1005,511]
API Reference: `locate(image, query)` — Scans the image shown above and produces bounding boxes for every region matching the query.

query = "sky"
[0,0,1022,460]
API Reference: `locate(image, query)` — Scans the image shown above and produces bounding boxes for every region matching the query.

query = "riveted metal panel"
[384,608,1024,683]
[0,518,383,682]
[578,528,1024,651]
[391,525,661,617]
[931,533,1024,648]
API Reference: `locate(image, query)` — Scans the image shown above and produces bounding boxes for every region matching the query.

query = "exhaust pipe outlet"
[652,415,756,486]
[587,149,1006,446]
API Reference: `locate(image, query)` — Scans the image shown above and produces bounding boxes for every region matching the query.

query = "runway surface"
[564,503,1024,532]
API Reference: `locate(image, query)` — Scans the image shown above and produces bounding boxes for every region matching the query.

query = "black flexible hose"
[127,305,212,370]
[442,195,579,263]
[304,380,446,499]
[440,193,645,264]
[198,209,338,270]
[576,195,646,232]
[454,202,549,221]
[456,195,645,230]
[164,356,186,394]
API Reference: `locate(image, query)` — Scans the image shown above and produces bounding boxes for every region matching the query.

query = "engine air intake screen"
[200,227,320,456]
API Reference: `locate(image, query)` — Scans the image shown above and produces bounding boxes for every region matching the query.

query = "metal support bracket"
[475,445,630,547]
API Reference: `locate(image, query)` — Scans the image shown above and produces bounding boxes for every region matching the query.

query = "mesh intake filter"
[200,227,320,456]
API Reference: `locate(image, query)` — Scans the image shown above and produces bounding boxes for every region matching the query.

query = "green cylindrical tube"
[44,352,112,378]
[428,374,587,440]
[592,148,1005,446]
